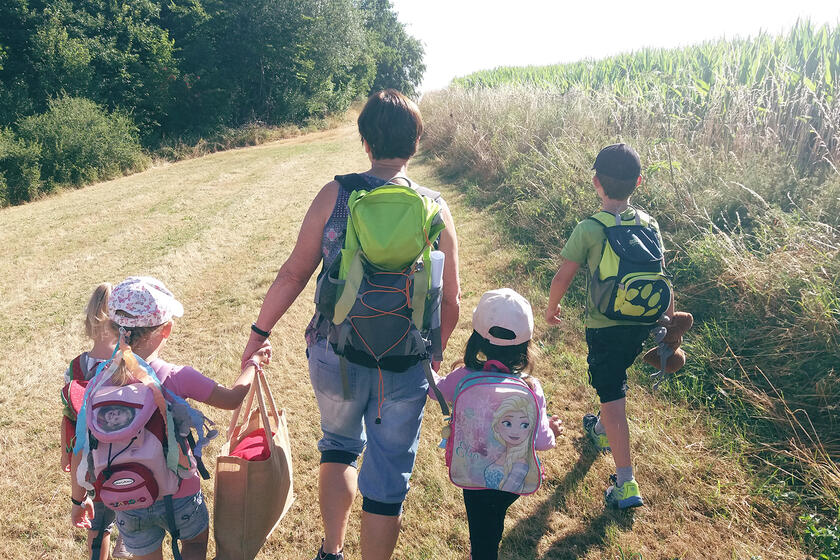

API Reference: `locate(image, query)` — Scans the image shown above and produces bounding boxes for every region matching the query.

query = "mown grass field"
[0,124,813,559]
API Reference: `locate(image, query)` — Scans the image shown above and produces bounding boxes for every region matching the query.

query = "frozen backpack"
[60,353,98,472]
[444,361,543,495]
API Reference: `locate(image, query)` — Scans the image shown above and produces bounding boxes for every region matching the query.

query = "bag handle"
[225,367,282,448]
[253,369,281,457]
[226,374,258,442]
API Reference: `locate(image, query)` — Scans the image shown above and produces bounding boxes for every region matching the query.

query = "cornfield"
[453,20,840,172]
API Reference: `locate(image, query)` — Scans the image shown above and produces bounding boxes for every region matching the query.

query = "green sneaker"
[604,474,644,509]
[582,413,610,452]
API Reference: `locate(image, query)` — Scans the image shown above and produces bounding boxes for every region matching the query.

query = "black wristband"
[71,496,84,506]
[251,323,271,338]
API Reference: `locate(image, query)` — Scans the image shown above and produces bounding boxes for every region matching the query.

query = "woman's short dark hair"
[357,89,423,161]
[462,330,534,375]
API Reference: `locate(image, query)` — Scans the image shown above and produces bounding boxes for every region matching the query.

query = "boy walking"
[544,143,673,509]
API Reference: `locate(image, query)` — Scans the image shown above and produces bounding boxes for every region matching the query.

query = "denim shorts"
[586,325,651,403]
[308,339,428,513]
[91,501,115,535]
[115,492,209,556]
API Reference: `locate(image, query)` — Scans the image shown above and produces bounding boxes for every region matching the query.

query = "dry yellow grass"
[0,125,808,559]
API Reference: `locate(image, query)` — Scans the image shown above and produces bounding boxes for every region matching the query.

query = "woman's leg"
[320,462,358,554]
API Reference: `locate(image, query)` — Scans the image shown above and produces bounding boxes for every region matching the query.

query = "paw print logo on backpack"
[615,275,671,319]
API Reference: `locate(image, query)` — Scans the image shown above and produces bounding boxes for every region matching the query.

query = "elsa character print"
[484,394,537,493]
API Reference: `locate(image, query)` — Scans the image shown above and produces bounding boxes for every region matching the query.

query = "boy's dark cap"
[592,143,641,180]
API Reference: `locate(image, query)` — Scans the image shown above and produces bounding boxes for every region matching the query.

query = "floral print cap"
[108,276,184,327]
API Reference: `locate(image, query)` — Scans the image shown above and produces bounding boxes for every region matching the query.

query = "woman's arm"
[241,181,338,365]
[207,341,272,410]
[437,202,461,354]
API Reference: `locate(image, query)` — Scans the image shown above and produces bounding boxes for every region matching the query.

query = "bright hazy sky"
[390,0,840,92]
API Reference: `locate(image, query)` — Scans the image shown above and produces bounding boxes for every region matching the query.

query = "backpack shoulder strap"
[70,354,86,381]
[334,173,370,192]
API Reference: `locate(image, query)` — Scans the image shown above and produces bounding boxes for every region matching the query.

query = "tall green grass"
[421,20,840,518]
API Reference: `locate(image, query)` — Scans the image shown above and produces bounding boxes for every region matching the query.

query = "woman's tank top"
[304,173,387,346]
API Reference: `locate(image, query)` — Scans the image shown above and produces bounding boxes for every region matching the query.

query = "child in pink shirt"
[70,276,271,560]
[431,288,563,560]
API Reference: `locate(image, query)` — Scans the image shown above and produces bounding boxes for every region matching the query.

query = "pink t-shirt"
[431,364,556,451]
[150,358,218,498]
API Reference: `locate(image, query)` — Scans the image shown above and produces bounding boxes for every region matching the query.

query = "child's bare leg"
[87,530,111,560]
[181,528,209,560]
[132,548,163,560]
[599,397,631,469]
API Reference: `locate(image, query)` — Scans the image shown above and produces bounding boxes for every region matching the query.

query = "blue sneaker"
[604,474,644,509]
[582,413,610,453]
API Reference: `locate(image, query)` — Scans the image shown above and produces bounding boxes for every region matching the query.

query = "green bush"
[15,97,148,191]
[0,128,41,205]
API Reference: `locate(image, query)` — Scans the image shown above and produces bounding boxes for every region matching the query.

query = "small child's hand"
[545,304,563,325]
[71,497,94,529]
[548,415,564,437]
[251,340,272,367]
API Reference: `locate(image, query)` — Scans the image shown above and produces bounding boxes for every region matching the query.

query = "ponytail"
[84,283,112,339]
[108,316,165,386]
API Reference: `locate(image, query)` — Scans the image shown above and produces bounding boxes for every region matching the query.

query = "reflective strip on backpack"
[333,250,364,325]
[410,254,430,330]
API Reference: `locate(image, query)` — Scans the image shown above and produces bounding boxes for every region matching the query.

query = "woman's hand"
[250,340,272,368]
[548,415,564,437]
[71,497,94,529]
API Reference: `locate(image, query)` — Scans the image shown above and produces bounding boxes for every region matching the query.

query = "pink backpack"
[444,364,543,495]
[86,381,189,510]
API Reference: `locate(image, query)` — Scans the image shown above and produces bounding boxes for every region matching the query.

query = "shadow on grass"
[500,439,635,560]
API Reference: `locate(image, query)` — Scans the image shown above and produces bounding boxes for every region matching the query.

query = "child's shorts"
[91,501,116,534]
[115,492,209,556]
[586,325,651,403]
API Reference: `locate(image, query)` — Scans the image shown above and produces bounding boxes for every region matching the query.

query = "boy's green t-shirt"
[560,207,664,329]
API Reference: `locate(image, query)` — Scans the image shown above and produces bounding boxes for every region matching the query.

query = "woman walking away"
[242,89,461,560]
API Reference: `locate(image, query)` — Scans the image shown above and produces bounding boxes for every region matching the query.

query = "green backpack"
[314,174,450,417]
[588,208,672,324]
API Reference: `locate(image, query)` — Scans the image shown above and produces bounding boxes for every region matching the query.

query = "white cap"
[108,276,184,327]
[472,288,534,346]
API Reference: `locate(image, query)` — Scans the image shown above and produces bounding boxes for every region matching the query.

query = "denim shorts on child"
[115,492,209,556]
[91,501,115,534]
[585,325,651,403]
[307,338,429,516]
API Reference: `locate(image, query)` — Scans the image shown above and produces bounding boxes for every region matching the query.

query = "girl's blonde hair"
[84,283,113,340]
[491,394,537,482]
[108,313,167,386]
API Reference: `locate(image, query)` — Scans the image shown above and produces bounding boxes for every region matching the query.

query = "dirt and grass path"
[0,125,806,559]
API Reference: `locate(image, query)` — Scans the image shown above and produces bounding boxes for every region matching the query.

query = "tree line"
[0,0,424,205]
